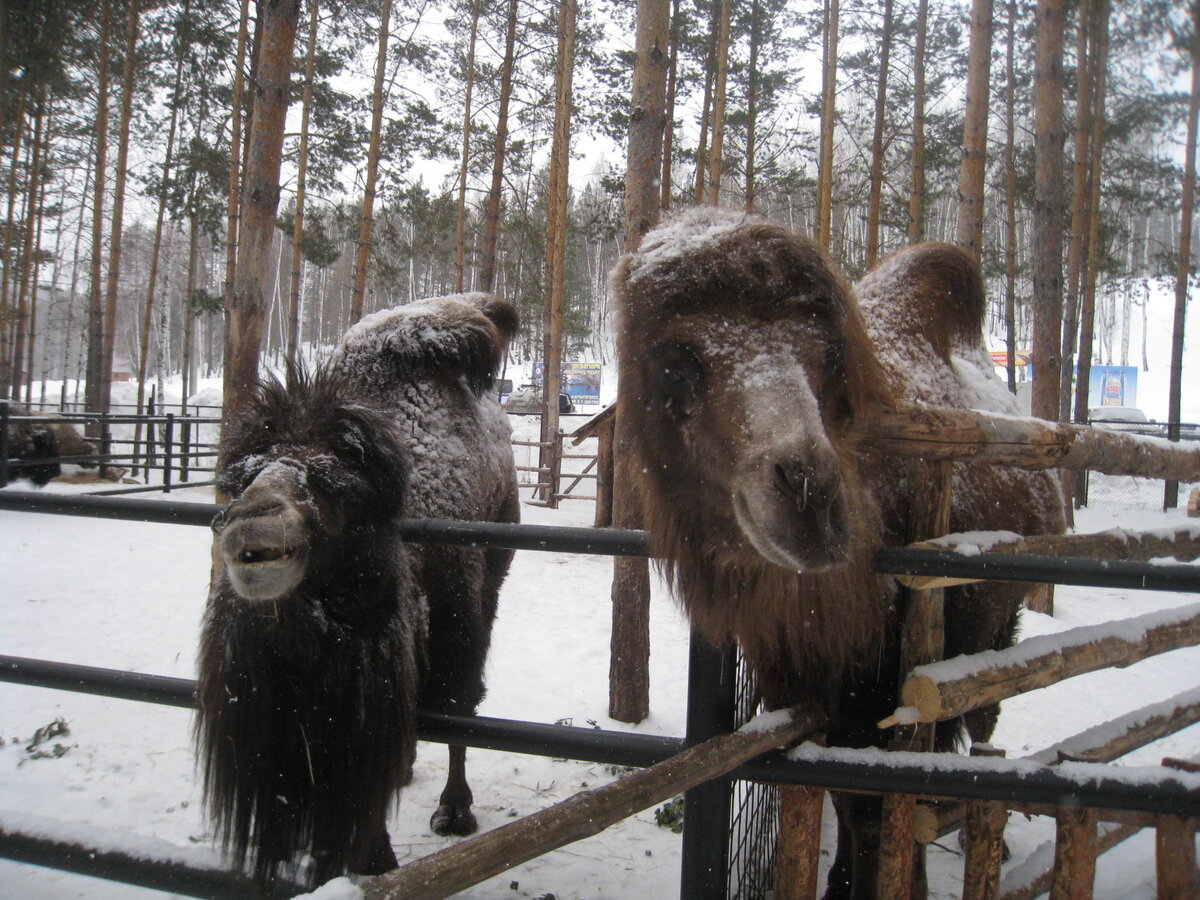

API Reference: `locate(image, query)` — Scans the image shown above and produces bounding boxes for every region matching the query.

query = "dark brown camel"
[614,208,1064,899]
[197,293,519,892]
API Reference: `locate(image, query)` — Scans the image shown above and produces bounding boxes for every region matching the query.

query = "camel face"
[642,314,857,573]
[215,459,313,602]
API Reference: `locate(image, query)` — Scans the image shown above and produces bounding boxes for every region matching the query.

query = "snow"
[907,600,1200,687]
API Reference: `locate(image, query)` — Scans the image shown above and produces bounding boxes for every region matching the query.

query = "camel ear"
[462,292,519,352]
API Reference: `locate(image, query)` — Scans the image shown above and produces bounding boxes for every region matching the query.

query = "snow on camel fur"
[614,208,1063,898]
[198,293,519,891]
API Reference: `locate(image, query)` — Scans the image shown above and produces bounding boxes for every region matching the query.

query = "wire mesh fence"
[507,413,600,503]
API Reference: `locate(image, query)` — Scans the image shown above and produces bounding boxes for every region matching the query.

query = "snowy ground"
[1,465,1199,898]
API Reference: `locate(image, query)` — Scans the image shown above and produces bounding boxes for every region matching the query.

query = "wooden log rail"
[360,706,825,900]
[926,686,1200,842]
[883,601,1200,727]
[897,524,1200,590]
[848,403,1200,482]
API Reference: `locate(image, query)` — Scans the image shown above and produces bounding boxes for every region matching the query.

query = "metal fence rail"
[2,491,1199,592]
[2,491,1200,899]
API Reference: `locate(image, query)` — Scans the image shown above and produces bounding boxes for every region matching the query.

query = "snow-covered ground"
[1,468,1199,899]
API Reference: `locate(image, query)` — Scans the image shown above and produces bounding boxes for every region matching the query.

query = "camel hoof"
[431,804,478,836]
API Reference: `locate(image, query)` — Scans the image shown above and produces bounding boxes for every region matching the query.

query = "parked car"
[1087,406,1163,436]
[502,385,575,415]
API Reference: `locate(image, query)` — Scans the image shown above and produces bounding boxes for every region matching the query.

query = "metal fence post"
[680,630,738,899]
[163,414,174,493]
[181,416,191,484]
[0,400,9,486]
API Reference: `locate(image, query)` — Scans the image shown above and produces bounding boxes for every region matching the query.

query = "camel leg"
[430,744,477,836]
[824,793,884,900]
[359,827,399,876]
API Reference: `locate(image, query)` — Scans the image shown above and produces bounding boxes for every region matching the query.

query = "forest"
[0,0,1196,427]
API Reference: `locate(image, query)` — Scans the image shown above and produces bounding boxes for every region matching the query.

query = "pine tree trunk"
[11,95,44,402]
[613,0,669,724]
[350,0,393,324]
[0,89,28,395]
[478,0,518,294]
[744,0,761,212]
[908,0,929,242]
[815,0,839,249]
[704,0,731,206]
[865,0,894,267]
[692,1,718,204]
[182,213,199,408]
[955,0,992,262]
[1072,0,1110,431]
[222,0,301,430]
[453,0,481,294]
[83,0,112,429]
[660,0,680,211]
[98,0,141,416]
[135,0,191,467]
[538,0,576,508]
[1060,0,1095,416]
[1030,0,1066,422]
[287,0,319,364]
[1166,0,1200,509]
[1003,0,1019,394]
[221,0,251,384]
[24,105,51,405]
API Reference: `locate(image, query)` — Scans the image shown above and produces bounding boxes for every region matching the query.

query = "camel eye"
[335,425,366,461]
[650,343,704,418]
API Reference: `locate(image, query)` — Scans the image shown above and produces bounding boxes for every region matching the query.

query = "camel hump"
[335,293,518,396]
[855,242,986,363]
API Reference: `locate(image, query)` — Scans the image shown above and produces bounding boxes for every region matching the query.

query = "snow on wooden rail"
[896,523,1200,590]
[881,601,1200,727]
[848,403,1200,482]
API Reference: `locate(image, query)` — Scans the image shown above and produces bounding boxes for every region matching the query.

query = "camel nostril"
[774,462,816,511]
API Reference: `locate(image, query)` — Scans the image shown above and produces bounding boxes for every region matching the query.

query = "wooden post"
[877,793,918,900]
[1188,488,1199,518]
[594,414,614,527]
[1156,761,1200,900]
[962,746,1008,900]
[775,785,824,900]
[876,460,951,898]
[1049,806,1099,900]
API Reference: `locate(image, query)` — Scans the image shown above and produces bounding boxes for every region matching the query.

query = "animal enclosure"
[1,487,1199,899]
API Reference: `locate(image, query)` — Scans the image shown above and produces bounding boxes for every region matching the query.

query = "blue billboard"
[531,362,603,405]
[1088,365,1138,408]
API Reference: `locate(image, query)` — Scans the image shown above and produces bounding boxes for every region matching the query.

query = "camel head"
[615,209,892,573]
[213,366,408,602]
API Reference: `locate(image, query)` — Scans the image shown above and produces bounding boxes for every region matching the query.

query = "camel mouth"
[219,516,310,602]
[236,545,295,565]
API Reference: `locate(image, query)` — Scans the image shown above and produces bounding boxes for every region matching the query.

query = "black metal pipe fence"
[0,400,221,494]
[1,491,1200,899]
